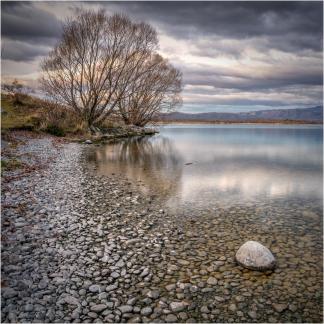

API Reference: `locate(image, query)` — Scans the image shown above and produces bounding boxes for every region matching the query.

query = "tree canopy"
[41,10,182,128]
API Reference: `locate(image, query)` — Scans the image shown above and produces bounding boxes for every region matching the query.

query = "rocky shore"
[1,132,322,323]
[82,125,158,144]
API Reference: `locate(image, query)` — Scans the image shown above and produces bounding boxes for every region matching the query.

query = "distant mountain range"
[159,106,323,123]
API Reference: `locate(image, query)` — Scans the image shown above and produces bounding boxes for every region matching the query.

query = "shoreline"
[1,131,322,323]
[1,131,177,323]
[155,120,323,125]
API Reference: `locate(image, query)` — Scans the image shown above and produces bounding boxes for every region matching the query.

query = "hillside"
[160,106,323,123]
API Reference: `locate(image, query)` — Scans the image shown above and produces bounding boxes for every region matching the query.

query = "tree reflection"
[87,136,183,201]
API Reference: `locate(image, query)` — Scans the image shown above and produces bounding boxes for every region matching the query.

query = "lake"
[86,124,323,213]
[86,124,323,322]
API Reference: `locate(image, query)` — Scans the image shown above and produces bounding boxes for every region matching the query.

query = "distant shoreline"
[156,119,323,125]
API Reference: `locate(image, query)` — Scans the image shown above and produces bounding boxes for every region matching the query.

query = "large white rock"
[235,241,276,271]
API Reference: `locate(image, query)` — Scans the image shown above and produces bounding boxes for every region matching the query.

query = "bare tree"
[40,10,158,128]
[118,54,182,126]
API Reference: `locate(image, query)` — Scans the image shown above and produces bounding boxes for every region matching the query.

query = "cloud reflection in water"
[86,125,323,210]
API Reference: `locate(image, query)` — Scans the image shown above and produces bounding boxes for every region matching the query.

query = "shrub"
[45,124,65,137]
[39,100,87,135]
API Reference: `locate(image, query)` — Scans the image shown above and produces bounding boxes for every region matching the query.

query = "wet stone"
[141,307,153,316]
[235,241,276,271]
[207,277,218,285]
[106,284,118,292]
[147,290,160,299]
[91,304,108,313]
[119,305,133,314]
[200,306,210,314]
[89,284,101,293]
[170,301,188,312]
[165,284,176,292]
[248,310,257,319]
[165,314,178,322]
[272,303,288,313]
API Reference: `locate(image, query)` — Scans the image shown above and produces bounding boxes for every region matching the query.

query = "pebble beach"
[1,133,322,323]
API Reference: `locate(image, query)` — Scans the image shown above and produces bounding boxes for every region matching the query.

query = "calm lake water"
[86,124,323,322]
[87,124,323,213]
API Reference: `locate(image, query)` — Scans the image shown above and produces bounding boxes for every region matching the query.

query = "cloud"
[1,1,322,112]
[159,35,322,91]
[102,1,323,53]
[1,39,51,62]
[1,1,62,45]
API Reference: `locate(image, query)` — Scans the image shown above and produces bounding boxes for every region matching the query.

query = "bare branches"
[118,54,182,126]
[40,9,181,128]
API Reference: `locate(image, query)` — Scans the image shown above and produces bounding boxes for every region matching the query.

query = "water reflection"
[87,125,323,211]
[86,136,183,200]
[85,125,323,322]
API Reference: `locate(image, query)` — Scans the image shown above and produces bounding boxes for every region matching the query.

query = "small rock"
[229,304,237,312]
[140,268,150,278]
[111,271,120,279]
[24,304,34,312]
[200,306,210,314]
[127,297,137,306]
[128,316,142,323]
[64,295,79,306]
[165,314,178,322]
[170,301,188,312]
[178,312,188,320]
[115,260,125,268]
[91,304,108,313]
[147,290,160,299]
[207,277,217,285]
[248,310,257,319]
[38,279,48,289]
[272,303,287,313]
[190,285,198,293]
[88,312,98,319]
[2,288,17,299]
[106,284,118,292]
[289,304,298,312]
[165,284,176,291]
[89,284,101,293]
[141,307,152,316]
[119,305,133,313]
[201,288,214,293]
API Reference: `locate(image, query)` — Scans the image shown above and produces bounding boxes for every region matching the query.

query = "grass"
[0,94,152,140]
[1,96,40,131]
[1,158,23,172]
[1,94,87,136]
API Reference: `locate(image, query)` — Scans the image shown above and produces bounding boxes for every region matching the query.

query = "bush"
[39,100,87,135]
[45,124,65,137]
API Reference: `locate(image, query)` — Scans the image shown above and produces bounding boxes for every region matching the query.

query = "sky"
[1,1,323,113]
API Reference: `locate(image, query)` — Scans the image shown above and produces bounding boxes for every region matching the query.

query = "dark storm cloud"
[1,1,322,110]
[183,67,323,91]
[103,1,323,52]
[1,39,50,62]
[2,1,322,58]
[189,34,322,60]
[1,1,62,44]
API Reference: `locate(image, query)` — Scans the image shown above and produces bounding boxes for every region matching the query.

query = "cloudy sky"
[1,1,323,112]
